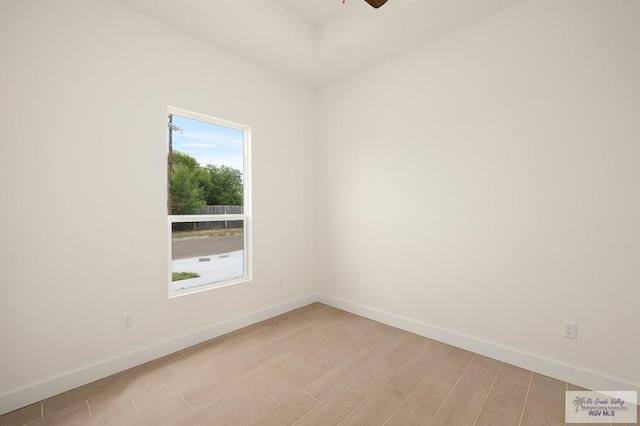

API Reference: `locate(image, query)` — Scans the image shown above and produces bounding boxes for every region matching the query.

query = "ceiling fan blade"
[364,0,389,8]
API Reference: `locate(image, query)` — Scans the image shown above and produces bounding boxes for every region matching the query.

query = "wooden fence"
[200,205,243,215]
[194,205,243,229]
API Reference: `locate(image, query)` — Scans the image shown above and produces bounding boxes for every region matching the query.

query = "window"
[167,107,251,296]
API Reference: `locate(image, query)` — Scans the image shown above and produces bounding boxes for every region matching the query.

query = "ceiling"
[113,0,525,88]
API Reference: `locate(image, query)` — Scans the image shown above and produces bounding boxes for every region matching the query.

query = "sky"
[170,114,244,173]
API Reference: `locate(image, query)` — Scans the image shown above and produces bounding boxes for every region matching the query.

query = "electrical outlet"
[123,313,134,329]
[563,321,577,339]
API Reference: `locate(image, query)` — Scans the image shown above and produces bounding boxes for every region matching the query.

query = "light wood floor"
[1,303,637,425]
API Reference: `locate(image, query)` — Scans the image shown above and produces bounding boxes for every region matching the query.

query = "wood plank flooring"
[1,303,637,425]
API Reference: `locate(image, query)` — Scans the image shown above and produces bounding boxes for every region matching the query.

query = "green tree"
[169,151,243,217]
[170,152,206,215]
[205,164,243,206]
[172,151,199,170]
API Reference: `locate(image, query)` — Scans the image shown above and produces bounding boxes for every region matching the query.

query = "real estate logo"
[566,391,637,424]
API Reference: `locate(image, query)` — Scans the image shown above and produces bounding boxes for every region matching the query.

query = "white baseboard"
[0,293,318,416]
[3,291,637,416]
[317,293,640,394]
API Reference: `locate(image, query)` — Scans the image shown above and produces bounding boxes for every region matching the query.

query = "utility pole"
[167,114,182,214]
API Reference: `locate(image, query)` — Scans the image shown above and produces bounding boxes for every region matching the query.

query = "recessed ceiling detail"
[113,0,524,88]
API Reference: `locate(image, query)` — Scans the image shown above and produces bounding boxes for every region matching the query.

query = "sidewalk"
[171,249,243,291]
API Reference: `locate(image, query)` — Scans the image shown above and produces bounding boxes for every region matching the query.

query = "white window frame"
[167,106,252,298]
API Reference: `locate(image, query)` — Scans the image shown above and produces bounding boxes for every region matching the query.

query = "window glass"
[167,109,250,295]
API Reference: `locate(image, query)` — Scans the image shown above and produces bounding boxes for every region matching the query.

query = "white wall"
[2,0,639,414]
[0,0,316,410]
[318,0,640,388]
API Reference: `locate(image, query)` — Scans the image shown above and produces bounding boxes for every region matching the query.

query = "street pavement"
[172,235,243,259]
